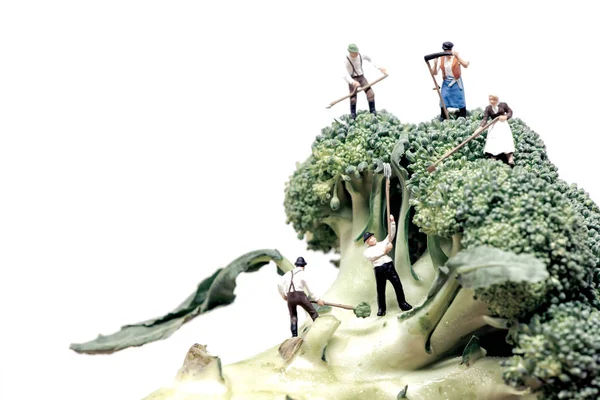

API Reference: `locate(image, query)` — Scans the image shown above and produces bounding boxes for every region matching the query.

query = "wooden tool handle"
[326,74,389,109]
[425,60,448,120]
[386,177,391,235]
[312,300,354,310]
[427,117,500,173]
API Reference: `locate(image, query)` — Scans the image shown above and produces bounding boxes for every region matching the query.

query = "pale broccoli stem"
[344,177,370,239]
[364,172,385,240]
[413,235,517,358]
[427,289,494,355]
[399,234,464,355]
[390,142,420,282]
[342,171,386,242]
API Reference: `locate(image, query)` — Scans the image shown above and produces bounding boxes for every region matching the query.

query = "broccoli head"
[503,302,600,399]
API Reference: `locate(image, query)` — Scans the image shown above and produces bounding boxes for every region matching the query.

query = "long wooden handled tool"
[311,300,371,318]
[311,300,354,310]
[426,117,500,173]
[424,52,452,120]
[326,74,389,109]
[383,163,392,235]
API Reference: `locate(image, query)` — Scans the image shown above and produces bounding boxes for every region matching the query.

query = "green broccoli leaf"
[70,249,293,354]
[448,246,548,289]
[427,235,448,271]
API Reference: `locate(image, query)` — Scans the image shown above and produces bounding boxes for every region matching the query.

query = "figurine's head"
[363,232,377,246]
[294,257,307,268]
[347,43,359,57]
[488,94,499,105]
[442,41,454,51]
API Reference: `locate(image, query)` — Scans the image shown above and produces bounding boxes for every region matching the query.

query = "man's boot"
[350,103,357,119]
[291,322,298,337]
[369,100,376,115]
[439,107,447,121]
[458,107,467,118]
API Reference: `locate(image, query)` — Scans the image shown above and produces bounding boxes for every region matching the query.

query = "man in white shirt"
[278,257,325,337]
[363,215,412,316]
[344,43,386,119]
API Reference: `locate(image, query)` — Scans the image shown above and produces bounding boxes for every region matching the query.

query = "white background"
[1,1,598,399]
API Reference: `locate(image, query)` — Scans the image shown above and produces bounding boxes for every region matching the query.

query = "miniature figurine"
[278,257,325,337]
[432,42,469,120]
[476,95,515,166]
[363,215,412,316]
[344,43,386,119]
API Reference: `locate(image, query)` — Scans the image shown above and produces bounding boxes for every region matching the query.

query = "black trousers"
[287,291,319,336]
[374,261,407,311]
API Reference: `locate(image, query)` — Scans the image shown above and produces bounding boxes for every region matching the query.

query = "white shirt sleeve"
[301,273,319,302]
[384,220,397,244]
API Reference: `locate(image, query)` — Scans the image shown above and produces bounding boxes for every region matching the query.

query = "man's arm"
[364,244,387,261]
[452,50,469,68]
[363,54,387,75]
[344,60,358,85]
[301,274,320,302]
[384,216,397,244]
[432,59,440,76]
[277,275,288,301]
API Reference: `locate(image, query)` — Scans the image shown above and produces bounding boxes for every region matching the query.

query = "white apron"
[483,120,515,155]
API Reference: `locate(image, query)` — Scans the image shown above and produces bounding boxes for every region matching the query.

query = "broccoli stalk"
[74,111,600,399]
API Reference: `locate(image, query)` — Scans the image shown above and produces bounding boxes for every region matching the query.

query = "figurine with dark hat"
[432,41,470,120]
[344,43,387,119]
[278,257,325,337]
[363,215,412,316]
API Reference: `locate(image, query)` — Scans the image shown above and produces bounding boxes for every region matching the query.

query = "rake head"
[383,163,392,178]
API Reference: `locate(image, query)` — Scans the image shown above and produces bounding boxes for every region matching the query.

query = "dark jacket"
[481,102,513,126]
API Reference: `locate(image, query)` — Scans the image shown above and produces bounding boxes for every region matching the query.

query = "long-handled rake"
[426,117,500,173]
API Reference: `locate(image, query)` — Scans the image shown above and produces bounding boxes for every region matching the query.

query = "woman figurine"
[433,41,469,119]
[478,95,515,166]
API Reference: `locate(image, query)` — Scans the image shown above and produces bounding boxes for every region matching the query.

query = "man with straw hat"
[344,43,386,119]
[278,257,325,337]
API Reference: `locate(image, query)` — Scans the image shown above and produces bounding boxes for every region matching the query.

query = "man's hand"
[389,215,394,222]
[317,299,325,306]
[379,67,387,74]
[499,115,508,121]
[352,80,360,88]
[281,295,288,301]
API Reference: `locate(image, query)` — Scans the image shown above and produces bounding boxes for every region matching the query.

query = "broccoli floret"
[503,302,600,399]
[283,111,424,267]
[409,154,597,319]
